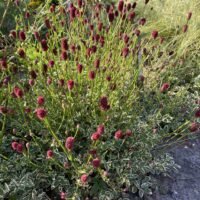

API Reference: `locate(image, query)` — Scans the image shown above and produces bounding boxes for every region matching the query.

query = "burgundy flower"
[30,70,37,79]
[114,130,123,140]
[187,12,192,21]
[28,79,35,86]
[61,38,68,51]
[0,59,7,69]
[60,192,67,200]
[195,108,200,118]
[92,158,101,168]
[80,174,88,184]
[125,129,132,136]
[47,149,54,159]
[58,79,65,87]
[94,59,100,69]
[41,39,48,51]
[91,132,101,141]
[123,34,129,44]
[106,76,111,82]
[25,11,30,19]
[0,106,8,114]
[99,96,110,111]
[11,141,18,150]
[16,143,23,153]
[25,107,31,114]
[13,86,24,98]
[65,137,75,151]
[70,6,76,20]
[189,122,199,132]
[135,29,141,37]
[108,12,115,22]
[77,0,83,8]
[44,19,51,29]
[10,30,17,39]
[34,31,40,41]
[128,11,135,21]
[152,30,158,39]
[183,24,188,33]
[37,96,45,105]
[118,0,124,12]
[139,18,146,26]
[132,2,137,9]
[48,60,54,68]
[67,80,74,90]
[160,83,170,93]
[89,71,96,80]
[19,31,26,41]
[77,63,83,73]
[61,51,68,60]
[98,22,103,32]
[50,4,56,13]
[18,48,26,58]
[122,47,129,57]
[145,0,149,4]
[35,108,47,120]
[97,124,105,135]
[47,77,52,85]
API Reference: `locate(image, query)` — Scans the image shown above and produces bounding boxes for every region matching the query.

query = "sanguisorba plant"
[0,0,200,199]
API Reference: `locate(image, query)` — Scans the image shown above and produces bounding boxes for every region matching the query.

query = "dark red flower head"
[10,30,17,39]
[65,136,75,150]
[34,31,40,41]
[80,174,88,184]
[67,80,74,90]
[91,132,101,141]
[183,24,188,33]
[187,12,192,21]
[0,106,8,114]
[189,122,199,132]
[35,108,47,120]
[61,38,68,51]
[118,0,124,12]
[128,11,135,21]
[11,141,18,150]
[41,39,48,51]
[152,30,158,39]
[108,12,115,22]
[19,31,26,41]
[0,59,7,69]
[195,108,200,118]
[18,48,26,58]
[97,124,105,135]
[139,18,146,26]
[77,0,83,8]
[48,60,55,68]
[99,96,110,111]
[160,83,170,93]
[77,63,83,73]
[125,129,132,136]
[45,18,51,29]
[47,149,54,159]
[135,29,141,37]
[122,47,129,57]
[89,71,96,80]
[16,143,23,153]
[37,96,45,105]
[92,158,101,168]
[114,130,123,140]
[13,86,24,98]
[61,51,68,60]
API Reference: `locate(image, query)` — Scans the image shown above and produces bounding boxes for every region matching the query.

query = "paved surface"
[146,138,200,200]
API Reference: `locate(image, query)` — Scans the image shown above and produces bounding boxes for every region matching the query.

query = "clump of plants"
[0,0,199,199]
